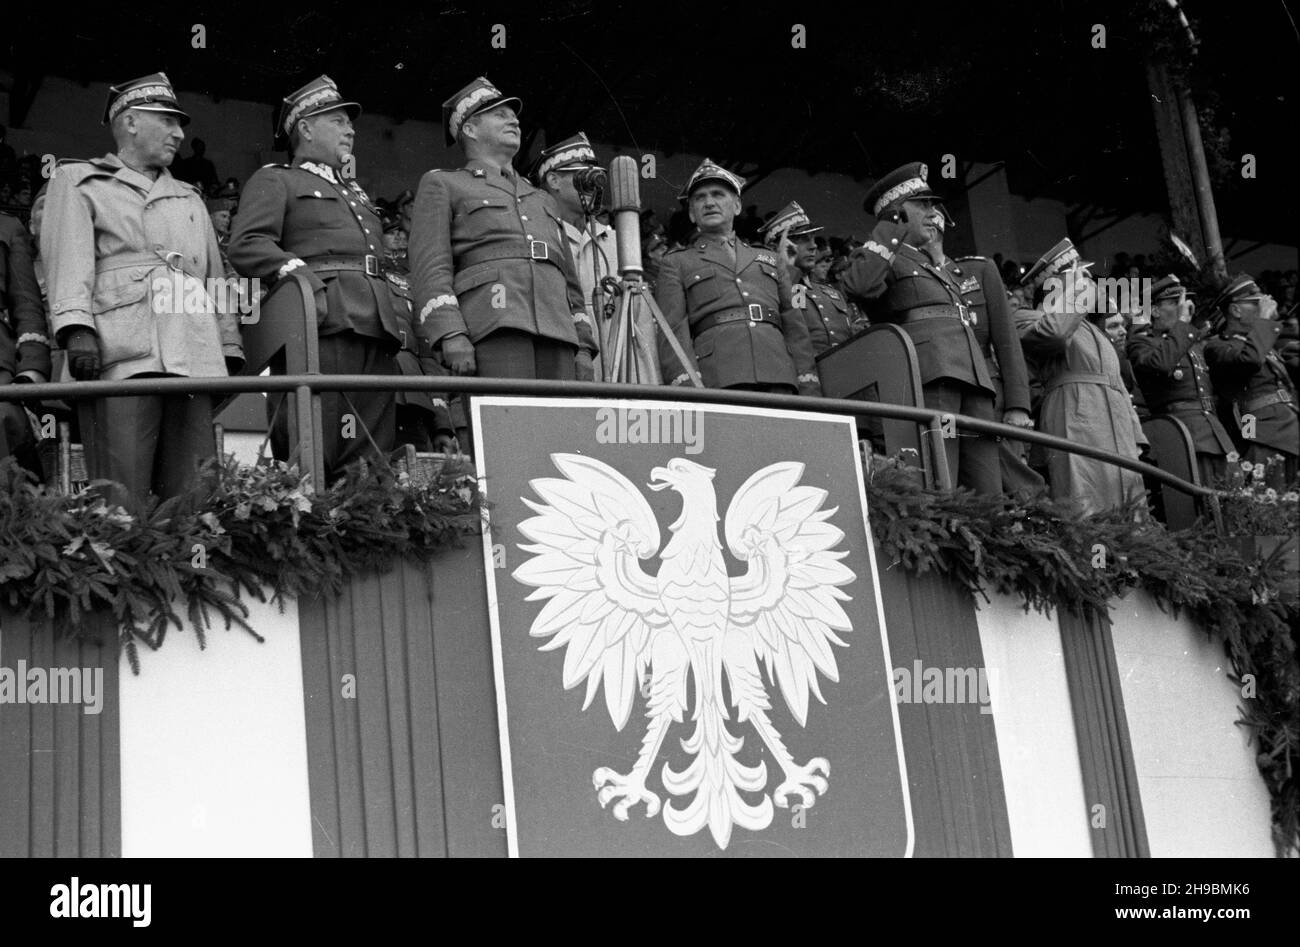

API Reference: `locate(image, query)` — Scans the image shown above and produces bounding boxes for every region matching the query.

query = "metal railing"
[0,267,1215,503]
[0,372,1216,500]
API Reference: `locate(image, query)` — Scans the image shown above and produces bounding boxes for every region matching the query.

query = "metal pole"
[1175,82,1227,280]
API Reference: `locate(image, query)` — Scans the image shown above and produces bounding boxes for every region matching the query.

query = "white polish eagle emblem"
[512,453,856,849]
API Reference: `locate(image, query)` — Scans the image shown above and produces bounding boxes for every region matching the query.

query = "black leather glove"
[65,328,102,381]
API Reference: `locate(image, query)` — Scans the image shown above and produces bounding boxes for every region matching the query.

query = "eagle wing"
[512,453,673,730]
[724,462,856,726]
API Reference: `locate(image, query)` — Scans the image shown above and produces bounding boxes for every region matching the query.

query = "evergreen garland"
[0,454,1294,856]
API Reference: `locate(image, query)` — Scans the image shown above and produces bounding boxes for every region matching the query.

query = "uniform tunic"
[655,234,818,394]
[797,273,862,356]
[228,159,403,477]
[1127,321,1235,485]
[1015,305,1145,515]
[1,212,49,472]
[0,212,50,384]
[1206,314,1299,484]
[408,159,594,380]
[842,228,1030,494]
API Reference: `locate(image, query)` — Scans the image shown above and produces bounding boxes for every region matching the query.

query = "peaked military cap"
[862,161,940,216]
[677,158,745,201]
[1208,274,1266,312]
[531,132,598,183]
[1021,238,1093,288]
[758,201,823,246]
[274,75,361,150]
[103,72,190,126]
[442,77,521,147]
[1150,273,1187,302]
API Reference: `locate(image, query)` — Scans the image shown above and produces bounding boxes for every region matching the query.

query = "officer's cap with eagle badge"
[862,161,941,216]
[1208,274,1266,313]
[677,159,745,202]
[103,73,190,126]
[1020,238,1094,289]
[274,76,361,151]
[530,132,598,184]
[758,201,823,247]
[442,77,522,147]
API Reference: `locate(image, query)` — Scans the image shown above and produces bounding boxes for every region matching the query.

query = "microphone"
[609,155,643,278]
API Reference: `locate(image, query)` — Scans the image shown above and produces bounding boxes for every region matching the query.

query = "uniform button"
[314,190,322,197]
[913,271,919,275]
[526,234,533,240]
[742,292,750,297]
[483,199,491,204]
[356,214,363,220]
[350,201,357,207]
[521,215,528,221]
[364,228,371,234]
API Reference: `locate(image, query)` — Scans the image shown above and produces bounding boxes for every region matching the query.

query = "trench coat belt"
[302,254,381,276]
[456,239,560,270]
[96,250,196,278]
[1241,388,1296,414]
[1045,370,1126,394]
[1166,398,1217,413]
[694,306,780,334]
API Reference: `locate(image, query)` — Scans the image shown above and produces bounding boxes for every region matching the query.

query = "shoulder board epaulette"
[955,255,989,262]
[665,245,687,255]
[260,163,294,170]
[56,157,92,166]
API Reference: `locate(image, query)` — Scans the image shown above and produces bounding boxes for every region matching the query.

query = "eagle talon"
[773,757,831,809]
[593,766,662,820]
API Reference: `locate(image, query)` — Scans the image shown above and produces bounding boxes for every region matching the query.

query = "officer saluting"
[1126,274,1235,485]
[228,75,406,479]
[408,78,596,383]
[842,162,1032,494]
[42,73,243,502]
[656,161,819,395]
[1205,274,1298,487]
[758,202,863,356]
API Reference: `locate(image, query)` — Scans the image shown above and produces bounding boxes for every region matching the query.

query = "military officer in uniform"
[842,162,1033,495]
[1127,274,1235,486]
[656,161,820,395]
[228,76,405,480]
[41,73,243,503]
[1205,274,1298,488]
[408,78,596,385]
[759,201,864,356]
[1,209,49,475]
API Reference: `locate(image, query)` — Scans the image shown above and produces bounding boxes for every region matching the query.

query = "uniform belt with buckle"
[1166,398,1217,414]
[901,303,971,326]
[458,239,557,269]
[1242,388,1297,414]
[694,305,780,334]
[303,254,381,277]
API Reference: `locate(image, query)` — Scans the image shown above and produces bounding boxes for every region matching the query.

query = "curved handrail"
[1,374,1218,499]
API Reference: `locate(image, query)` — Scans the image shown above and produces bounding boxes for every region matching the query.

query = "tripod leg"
[641,289,702,388]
